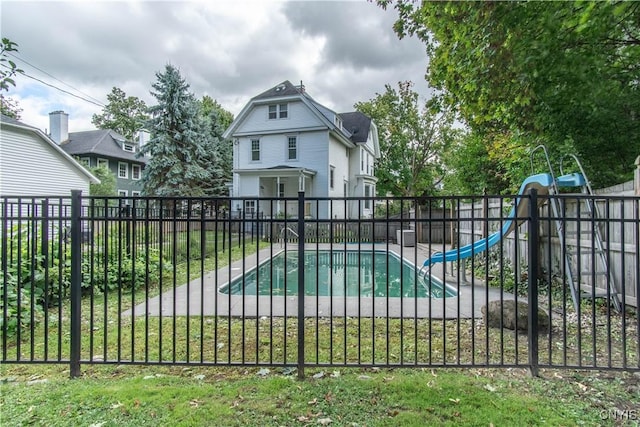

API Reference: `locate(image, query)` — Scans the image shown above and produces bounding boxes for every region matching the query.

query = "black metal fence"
[1,191,638,378]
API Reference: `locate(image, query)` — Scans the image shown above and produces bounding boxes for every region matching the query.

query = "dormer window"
[334,116,342,129]
[123,143,135,153]
[268,103,288,119]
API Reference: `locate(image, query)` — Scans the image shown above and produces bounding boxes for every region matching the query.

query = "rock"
[481,300,550,333]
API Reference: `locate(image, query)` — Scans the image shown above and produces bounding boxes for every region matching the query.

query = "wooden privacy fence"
[264,207,450,244]
[453,194,639,307]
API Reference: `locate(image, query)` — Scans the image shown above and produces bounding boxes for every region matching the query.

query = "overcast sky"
[2,0,431,133]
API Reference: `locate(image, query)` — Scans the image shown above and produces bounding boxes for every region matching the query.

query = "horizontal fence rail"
[1,192,638,377]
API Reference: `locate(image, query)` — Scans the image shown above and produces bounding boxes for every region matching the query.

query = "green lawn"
[2,364,639,426]
[1,234,639,426]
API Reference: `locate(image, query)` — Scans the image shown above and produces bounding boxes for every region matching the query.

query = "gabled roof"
[340,112,371,144]
[224,80,380,159]
[0,114,100,183]
[0,114,23,126]
[224,80,359,148]
[252,80,303,100]
[60,129,147,164]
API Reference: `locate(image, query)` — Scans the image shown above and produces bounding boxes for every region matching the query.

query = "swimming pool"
[219,250,457,298]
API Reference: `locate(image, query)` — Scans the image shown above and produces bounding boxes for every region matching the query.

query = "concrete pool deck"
[124,243,519,319]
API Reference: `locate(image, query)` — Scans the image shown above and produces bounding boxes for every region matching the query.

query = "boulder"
[481,300,550,334]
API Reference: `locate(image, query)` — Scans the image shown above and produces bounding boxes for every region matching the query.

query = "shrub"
[82,243,165,292]
[0,226,64,336]
[1,225,169,337]
[0,270,45,336]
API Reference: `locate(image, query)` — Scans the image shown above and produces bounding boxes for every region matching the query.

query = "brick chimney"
[49,110,69,144]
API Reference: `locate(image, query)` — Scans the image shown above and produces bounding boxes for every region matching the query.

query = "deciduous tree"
[89,165,117,196]
[0,95,22,119]
[380,1,640,189]
[355,81,458,198]
[0,38,24,119]
[92,87,149,141]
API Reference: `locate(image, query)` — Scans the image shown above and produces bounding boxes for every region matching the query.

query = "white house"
[0,114,99,196]
[223,81,380,219]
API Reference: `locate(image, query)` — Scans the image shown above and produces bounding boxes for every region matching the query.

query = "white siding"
[348,146,360,185]
[0,126,91,196]
[236,101,325,135]
[230,95,368,218]
[236,175,260,198]
[299,131,329,197]
[328,136,350,196]
[234,129,332,217]
[236,130,329,190]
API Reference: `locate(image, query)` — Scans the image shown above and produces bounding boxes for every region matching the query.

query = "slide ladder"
[533,146,621,311]
[419,172,554,270]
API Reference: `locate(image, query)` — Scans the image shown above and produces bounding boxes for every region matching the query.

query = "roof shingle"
[60,129,147,164]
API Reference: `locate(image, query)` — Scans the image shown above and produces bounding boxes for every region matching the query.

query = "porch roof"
[232,165,317,177]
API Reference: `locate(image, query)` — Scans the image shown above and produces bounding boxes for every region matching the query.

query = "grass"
[1,237,639,426]
[2,364,639,426]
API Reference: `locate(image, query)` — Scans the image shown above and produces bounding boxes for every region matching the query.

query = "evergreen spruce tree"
[141,65,212,196]
[198,99,233,196]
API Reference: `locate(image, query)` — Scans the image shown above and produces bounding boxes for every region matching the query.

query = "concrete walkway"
[124,242,517,319]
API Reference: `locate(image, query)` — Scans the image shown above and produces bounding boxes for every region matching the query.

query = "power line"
[19,71,105,107]
[7,52,106,107]
[8,52,106,105]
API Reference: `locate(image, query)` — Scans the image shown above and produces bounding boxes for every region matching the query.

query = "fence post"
[297,191,305,379]
[634,155,639,196]
[124,204,132,256]
[527,188,539,377]
[70,190,82,378]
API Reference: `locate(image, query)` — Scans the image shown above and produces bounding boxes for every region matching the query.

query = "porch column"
[277,176,281,215]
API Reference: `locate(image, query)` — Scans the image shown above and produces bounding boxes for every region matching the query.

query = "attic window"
[123,143,135,152]
[335,116,342,129]
[269,103,288,119]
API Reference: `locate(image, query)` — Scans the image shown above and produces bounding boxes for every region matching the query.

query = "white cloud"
[2,0,431,134]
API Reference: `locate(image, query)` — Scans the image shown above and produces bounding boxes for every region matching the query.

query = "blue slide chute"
[422,173,555,268]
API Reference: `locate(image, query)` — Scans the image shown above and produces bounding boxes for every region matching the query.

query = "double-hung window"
[251,139,260,161]
[132,164,141,180]
[268,103,288,119]
[118,162,128,179]
[97,158,109,169]
[364,184,371,210]
[287,136,297,160]
[245,200,256,215]
[330,166,335,190]
[279,103,288,118]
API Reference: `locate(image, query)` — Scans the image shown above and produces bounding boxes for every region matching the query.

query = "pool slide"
[422,173,556,268]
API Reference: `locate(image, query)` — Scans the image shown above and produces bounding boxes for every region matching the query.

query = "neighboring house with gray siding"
[49,111,147,197]
[223,80,379,219]
[0,114,98,196]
